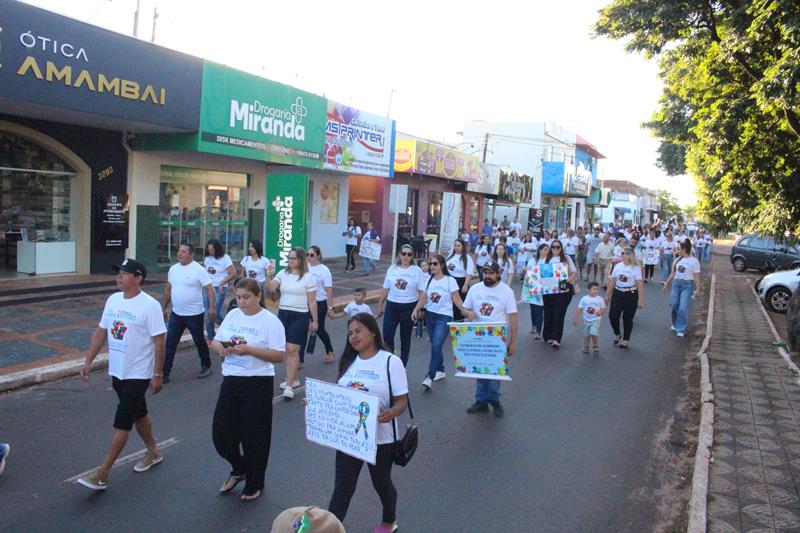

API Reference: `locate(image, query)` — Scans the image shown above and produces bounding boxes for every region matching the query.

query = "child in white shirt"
[332,288,372,319]
[572,282,606,354]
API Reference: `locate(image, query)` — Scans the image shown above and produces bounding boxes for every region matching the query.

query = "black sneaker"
[490,401,504,418]
[466,402,489,414]
[197,367,212,379]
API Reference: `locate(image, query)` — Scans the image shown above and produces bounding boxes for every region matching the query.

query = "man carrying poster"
[462,261,518,418]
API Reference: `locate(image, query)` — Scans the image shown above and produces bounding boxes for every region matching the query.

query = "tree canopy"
[595,0,800,236]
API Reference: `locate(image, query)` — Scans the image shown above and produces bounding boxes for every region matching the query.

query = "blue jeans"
[661,255,674,281]
[382,300,417,366]
[164,312,210,375]
[425,311,451,379]
[529,304,543,334]
[703,245,712,262]
[476,379,501,403]
[670,280,695,334]
[362,257,377,274]
[203,285,227,340]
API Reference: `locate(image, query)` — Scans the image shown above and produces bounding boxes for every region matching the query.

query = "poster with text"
[266,173,308,271]
[305,378,380,464]
[439,192,462,255]
[318,181,339,223]
[448,322,510,381]
[324,101,396,177]
[359,240,382,261]
[525,261,569,296]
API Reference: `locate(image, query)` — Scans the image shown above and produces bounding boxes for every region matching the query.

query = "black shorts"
[278,309,310,346]
[112,377,150,431]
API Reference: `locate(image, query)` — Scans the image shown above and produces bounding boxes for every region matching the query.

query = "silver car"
[756,268,800,313]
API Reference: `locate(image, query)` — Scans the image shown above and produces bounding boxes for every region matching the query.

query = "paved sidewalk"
[0,255,393,386]
[707,264,800,531]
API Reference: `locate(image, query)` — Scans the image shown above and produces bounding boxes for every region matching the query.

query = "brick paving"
[708,261,800,532]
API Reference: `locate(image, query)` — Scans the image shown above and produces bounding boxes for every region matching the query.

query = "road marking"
[273,385,305,404]
[64,436,181,483]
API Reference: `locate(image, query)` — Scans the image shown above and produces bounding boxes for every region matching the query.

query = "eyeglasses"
[430,262,440,266]
[551,245,562,249]
[400,252,413,257]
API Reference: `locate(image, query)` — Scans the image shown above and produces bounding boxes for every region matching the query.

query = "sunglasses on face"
[400,252,413,257]
[430,262,440,266]
[551,245,561,249]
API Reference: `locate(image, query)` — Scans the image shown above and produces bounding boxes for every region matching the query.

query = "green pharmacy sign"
[198,62,326,167]
[265,174,309,271]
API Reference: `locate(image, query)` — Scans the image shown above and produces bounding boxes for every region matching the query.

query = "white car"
[756,268,800,313]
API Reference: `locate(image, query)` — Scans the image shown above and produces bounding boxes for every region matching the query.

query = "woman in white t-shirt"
[376,244,425,366]
[518,233,538,280]
[267,247,318,400]
[445,239,476,320]
[415,254,469,390]
[239,239,272,293]
[541,239,579,349]
[663,240,702,337]
[642,231,660,283]
[326,313,408,530]
[474,234,494,281]
[492,239,516,286]
[305,245,336,364]
[210,278,286,502]
[605,247,645,349]
[204,239,237,341]
[522,242,550,339]
[342,217,362,272]
[660,233,677,282]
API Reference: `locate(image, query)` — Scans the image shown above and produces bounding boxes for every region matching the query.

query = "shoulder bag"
[387,355,418,467]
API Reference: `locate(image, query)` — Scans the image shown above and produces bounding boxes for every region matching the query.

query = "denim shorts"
[278,309,310,346]
[583,319,601,337]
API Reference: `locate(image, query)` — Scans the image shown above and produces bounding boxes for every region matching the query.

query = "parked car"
[730,234,800,272]
[756,268,800,313]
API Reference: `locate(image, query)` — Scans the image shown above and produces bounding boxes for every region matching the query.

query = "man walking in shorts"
[77,259,167,491]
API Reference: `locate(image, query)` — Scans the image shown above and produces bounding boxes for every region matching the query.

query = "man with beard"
[462,261,518,418]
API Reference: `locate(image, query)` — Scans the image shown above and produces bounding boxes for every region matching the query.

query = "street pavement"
[0,271,695,532]
[706,261,800,532]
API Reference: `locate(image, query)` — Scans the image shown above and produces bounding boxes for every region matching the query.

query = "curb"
[0,290,384,394]
[750,284,800,375]
[687,273,716,533]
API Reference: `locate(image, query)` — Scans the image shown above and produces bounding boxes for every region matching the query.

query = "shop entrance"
[0,129,86,277]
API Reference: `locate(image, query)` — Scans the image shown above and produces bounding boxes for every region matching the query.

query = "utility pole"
[386,88,396,118]
[151,7,159,43]
[133,0,141,37]
[481,132,489,163]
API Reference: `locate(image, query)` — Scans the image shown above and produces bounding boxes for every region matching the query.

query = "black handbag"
[387,355,418,467]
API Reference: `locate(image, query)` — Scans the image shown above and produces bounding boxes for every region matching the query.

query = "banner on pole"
[359,241,382,261]
[305,378,380,464]
[265,173,309,272]
[448,321,510,381]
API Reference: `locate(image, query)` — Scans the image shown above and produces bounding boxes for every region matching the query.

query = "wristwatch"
[153,373,163,378]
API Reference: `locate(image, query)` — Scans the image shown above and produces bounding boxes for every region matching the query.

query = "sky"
[22,0,698,205]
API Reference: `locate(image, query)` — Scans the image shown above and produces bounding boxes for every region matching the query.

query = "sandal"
[323,352,336,364]
[593,347,600,354]
[240,489,262,502]
[618,341,629,349]
[613,336,621,346]
[219,474,246,493]
[582,347,589,354]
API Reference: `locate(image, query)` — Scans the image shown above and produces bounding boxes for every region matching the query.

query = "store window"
[468,195,479,230]
[157,166,248,268]
[426,191,442,235]
[398,188,418,238]
[0,132,76,269]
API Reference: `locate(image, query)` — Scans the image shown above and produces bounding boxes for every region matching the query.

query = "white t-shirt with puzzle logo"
[424,275,459,317]
[383,265,426,303]
[463,281,518,323]
[578,295,606,322]
[216,308,286,377]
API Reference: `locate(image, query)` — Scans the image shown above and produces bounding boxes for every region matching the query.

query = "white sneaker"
[433,371,446,382]
[670,326,676,331]
[422,377,432,389]
[677,332,685,338]
[279,379,301,390]
[283,386,294,400]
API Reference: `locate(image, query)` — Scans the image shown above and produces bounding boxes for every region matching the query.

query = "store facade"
[541,161,590,231]
[0,1,202,275]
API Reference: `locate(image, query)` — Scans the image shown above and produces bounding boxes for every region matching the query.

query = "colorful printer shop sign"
[198,62,326,167]
[448,322,510,381]
[324,102,395,178]
[393,139,480,182]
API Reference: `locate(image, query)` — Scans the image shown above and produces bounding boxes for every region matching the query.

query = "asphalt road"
[0,279,691,533]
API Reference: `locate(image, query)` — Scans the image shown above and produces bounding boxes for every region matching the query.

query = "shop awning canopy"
[614,207,632,213]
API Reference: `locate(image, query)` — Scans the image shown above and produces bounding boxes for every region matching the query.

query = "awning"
[614,207,632,214]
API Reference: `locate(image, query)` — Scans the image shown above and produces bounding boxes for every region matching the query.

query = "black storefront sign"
[0,0,202,130]
[94,193,129,250]
[528,208,544,234]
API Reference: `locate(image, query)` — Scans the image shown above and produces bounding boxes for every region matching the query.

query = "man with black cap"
[461,260,518,418]
[76,258,167,491]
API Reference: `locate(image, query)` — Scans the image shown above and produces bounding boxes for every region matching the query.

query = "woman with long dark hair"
[664,240,702,338]
[416,254,469,389]
[523,242,549,339]
[376,244,425,366]
[541,239,579,349]
[605,247,645,349]
[328,313,408,531]
[204,239,237,343]
[304,245,337,364]
[492,239,516,286]
[239,239,271,295]
[342,217,362,272]
[445,239,476,320]
[210,278,285,501]
[267,247,318,400]
[474,234,493,282]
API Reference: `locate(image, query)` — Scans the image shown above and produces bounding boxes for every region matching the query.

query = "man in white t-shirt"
[161,243,216,382]
[462,261,518,418]
[77,259,167,491]
[510,217,523,234]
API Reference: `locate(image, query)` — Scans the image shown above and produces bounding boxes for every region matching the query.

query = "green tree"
[595,0,800,237]
[656,189,684,222]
